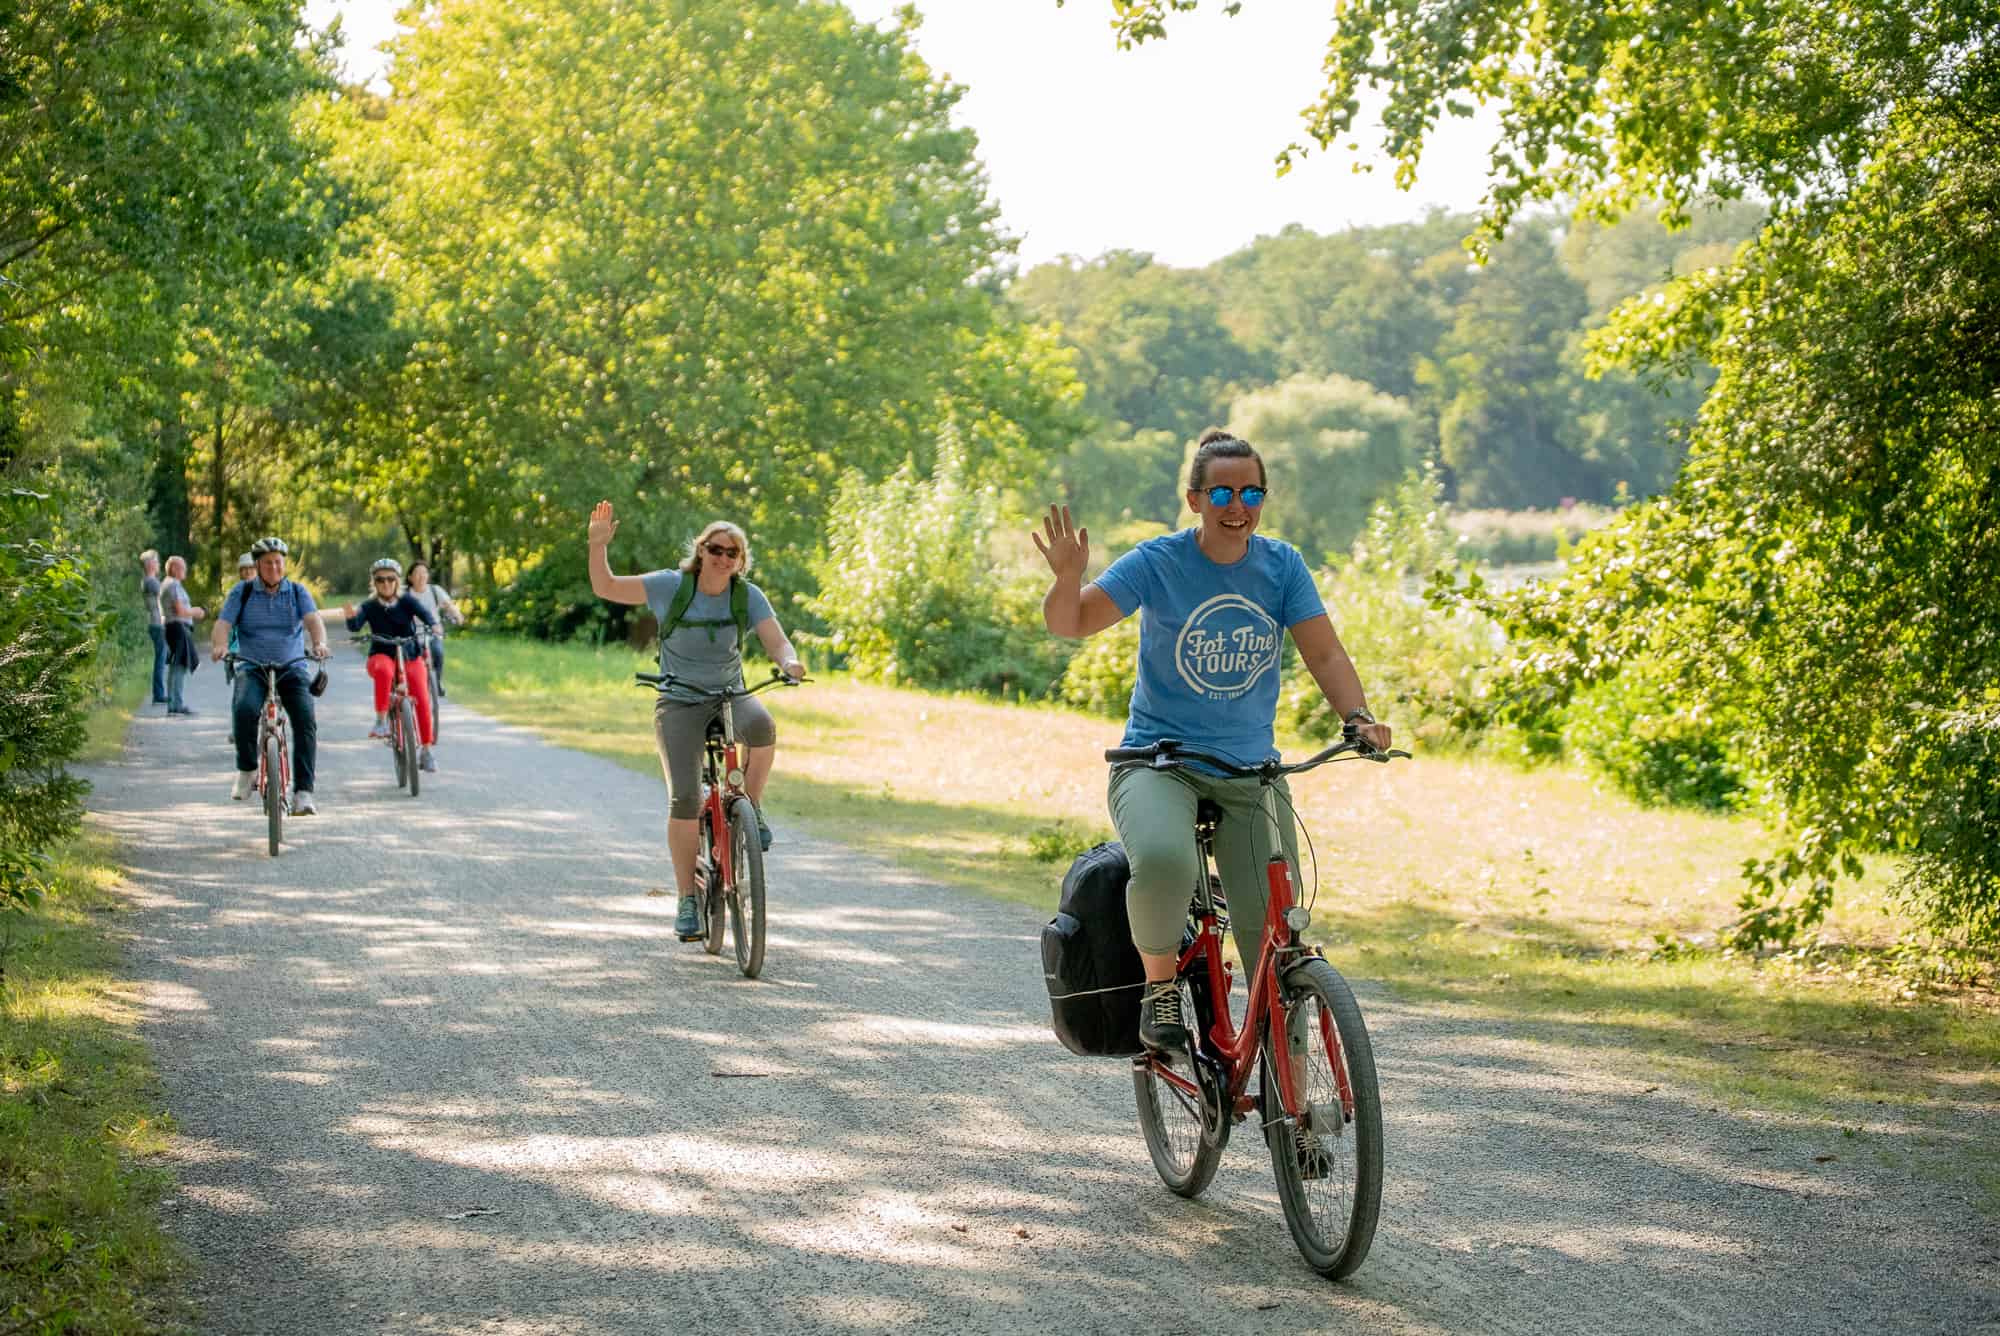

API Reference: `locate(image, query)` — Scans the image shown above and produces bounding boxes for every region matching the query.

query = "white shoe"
[232,771,255,801]
[292,791,317,816]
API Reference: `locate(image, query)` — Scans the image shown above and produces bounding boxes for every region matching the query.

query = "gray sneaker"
[674,895,702,940]
[419,745,436,773]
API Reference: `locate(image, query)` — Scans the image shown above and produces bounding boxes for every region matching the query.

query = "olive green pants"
[1107,763,1302,962]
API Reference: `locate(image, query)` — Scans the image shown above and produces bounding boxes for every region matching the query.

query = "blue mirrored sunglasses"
[1203,484,1267,508]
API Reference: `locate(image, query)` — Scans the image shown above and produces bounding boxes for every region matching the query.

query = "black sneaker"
[1139,980,1191,1053]
[754,803,773,852]
[1293,1120,1335,1180]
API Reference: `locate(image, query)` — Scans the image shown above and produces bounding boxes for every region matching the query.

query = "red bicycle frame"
[1147,854,1355,1131]
[700,722,744,893]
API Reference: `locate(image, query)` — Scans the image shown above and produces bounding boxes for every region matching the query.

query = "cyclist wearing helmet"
[226,553,254,657]
[340,558,440,772]
[212,537,332,813]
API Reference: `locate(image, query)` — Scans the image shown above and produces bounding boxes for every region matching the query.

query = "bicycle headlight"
[727,768,745,788]
[1284,906,1312,934]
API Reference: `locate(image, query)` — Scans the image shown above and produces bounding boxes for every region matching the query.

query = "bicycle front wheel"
[263,734,283,856]
[727,797,766,979]
[1261,957,1382,1280]
[700,816,725,957]
[399,699,420,798]
[1133,975,1226,1197]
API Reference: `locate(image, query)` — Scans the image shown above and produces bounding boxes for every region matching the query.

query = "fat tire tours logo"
[1174,593,1281,700]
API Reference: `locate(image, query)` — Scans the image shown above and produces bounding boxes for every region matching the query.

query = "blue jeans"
[232,661,318,793]
[167,661,189,711]
[149,624,168,701]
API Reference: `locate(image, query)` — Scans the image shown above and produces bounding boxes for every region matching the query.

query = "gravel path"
[85,649,1999,1335]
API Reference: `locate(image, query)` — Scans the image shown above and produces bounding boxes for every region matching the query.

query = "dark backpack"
[660,572,751,648]
[1039,841,1146,1057]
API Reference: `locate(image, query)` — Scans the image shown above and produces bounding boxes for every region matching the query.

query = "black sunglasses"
[703,542,741,559]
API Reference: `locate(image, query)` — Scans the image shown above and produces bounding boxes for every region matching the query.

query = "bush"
[1286,465,1497,748]
[1560,663,1750,811]
[1056,614,1140,717]
[806,437,1072,697]
[0,490,100,915]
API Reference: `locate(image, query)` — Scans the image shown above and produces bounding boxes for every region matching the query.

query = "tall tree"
[326,0,1081,622]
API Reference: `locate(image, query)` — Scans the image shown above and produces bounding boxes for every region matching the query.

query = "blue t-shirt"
[220,578,319,666]
[1094,528,1326,769]
[639,570,776,691]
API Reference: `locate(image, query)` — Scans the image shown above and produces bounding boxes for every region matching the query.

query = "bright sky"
[304,1,1499,270]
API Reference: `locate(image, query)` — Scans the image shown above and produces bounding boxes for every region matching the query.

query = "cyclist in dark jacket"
[342,558,440,773]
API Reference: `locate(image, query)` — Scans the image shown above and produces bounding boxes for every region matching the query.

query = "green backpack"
[659,572,751,651]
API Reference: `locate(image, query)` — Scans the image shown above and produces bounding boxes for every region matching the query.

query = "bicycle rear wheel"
[727,797,766,979]
[1133,973,1226,1197]
[399,698,420,798]
[263,734,283,857]
[1261,957,1382,1280]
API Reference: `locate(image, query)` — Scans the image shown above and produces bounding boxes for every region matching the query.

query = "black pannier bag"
[1040,841,1146,1056]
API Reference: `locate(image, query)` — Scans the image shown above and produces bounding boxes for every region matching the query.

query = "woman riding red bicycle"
[586,501,806,941]
[1036,428,1392,1048]
[342,558,441,774]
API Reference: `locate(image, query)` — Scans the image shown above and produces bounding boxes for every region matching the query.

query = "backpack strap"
[659,573,753,647]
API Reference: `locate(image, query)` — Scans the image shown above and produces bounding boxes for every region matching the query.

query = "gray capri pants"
[1108,762,1302,963]
[654,693,777,819]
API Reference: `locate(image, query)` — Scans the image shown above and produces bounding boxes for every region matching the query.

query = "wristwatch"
[1344,707,1377,726]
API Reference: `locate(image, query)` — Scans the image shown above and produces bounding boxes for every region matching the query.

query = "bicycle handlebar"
[1105,727,1411,778]
[223,653,314,673]
[634,666,807,698]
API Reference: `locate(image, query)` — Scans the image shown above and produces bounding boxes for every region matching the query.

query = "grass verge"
[450,635,2000,1207]
[1,828,186,1334]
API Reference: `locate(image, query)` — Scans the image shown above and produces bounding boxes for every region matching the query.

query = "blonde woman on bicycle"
[1035,429,1393,1053]
[587,501,805,939]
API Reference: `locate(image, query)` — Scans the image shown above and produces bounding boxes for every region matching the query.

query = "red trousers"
[367,652,434,745]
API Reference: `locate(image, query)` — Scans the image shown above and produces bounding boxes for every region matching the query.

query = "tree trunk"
[210,400,228,594]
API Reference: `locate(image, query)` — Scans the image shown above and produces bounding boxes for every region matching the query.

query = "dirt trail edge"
[84,650,1996,1335]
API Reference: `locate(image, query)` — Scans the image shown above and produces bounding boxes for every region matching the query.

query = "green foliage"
[1056,615,1141,717]
[1102,0,2000,956]
[807,439,1070,697]
[1285,466,1494,749]
[1025,821,1114,863]
[329,0,1082,612]
[1055,428,1185,526]
[1215,373,1421,563]
[1561,665,1749,812]
[1419,223,1593,508]
[0,493,99,915]
[1010,251,1267,436]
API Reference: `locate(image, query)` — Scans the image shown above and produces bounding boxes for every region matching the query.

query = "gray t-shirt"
[406,585,453,637]
[142,573,163,626]
[158,576,194,627]
[639,569,775,691]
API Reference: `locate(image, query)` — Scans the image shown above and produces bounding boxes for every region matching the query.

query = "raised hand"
[588,499,619,547]
[1031,504,1089,583]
